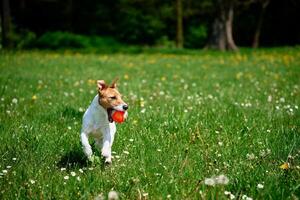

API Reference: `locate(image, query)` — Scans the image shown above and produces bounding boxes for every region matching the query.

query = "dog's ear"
[97,80,107,91]
[110,77,119,88]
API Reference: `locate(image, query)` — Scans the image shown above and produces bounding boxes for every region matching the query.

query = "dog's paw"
[104,157,112,164]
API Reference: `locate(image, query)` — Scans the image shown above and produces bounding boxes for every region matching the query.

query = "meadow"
[0,48,299,199]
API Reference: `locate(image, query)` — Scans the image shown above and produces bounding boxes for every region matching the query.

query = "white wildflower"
[142,193,149,197]
[12,98,18,104]
[108,191,119,200]
[70,171,76,176]
[204,178,215,186]
[64,176,69,180]
[242,195,253,200]
[267,95,272,102]
[246,153,255,160]
[159,91,165,95]
[79,169,84,173]
[29,179,35,184]
[257,183,264,189]
[94,193,104,200]
[60,168,66,171]
[140,108,146,113]
[230,193,235,199]
[215,174,229,185]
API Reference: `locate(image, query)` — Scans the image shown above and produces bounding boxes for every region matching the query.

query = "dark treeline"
[1,0,300,50]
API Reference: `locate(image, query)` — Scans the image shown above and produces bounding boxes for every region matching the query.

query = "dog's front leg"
[101,126,115,164]
[80,132,93,160]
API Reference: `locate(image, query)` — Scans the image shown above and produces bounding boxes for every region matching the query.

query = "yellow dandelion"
[32,95,37,100]
[87,79,95,86]
[124,74,129,80]
[236,72,243,80]
[279,162,289,170]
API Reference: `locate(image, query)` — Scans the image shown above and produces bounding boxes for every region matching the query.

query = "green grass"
[0,48,299,199]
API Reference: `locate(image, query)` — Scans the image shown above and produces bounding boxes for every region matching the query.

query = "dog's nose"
[123,105,128,110]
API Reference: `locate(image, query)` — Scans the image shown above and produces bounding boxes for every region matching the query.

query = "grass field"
[0,48,299,199]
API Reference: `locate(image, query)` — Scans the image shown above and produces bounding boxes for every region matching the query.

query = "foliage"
[116,1,167,44]
[2,0,300,49]
[25,32,122,50]
[0,49,299,199]
[185,25,208,48]
[34,32,90,49]
[155,36,176,48]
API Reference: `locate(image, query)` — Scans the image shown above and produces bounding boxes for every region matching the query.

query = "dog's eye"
[109,96,117,100]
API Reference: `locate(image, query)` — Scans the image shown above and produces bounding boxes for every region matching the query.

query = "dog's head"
[97,79,128,122]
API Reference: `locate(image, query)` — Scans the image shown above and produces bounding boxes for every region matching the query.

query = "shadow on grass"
[58,148,88,169]
[61,106,82,120]
[57,147,107,170]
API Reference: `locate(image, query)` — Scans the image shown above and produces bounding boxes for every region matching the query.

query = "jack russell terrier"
[80,79,128,164]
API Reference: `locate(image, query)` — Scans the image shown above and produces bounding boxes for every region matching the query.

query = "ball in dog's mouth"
[107,108,126,123]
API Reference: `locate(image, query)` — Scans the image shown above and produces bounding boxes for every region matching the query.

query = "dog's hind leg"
[80,132,93,159]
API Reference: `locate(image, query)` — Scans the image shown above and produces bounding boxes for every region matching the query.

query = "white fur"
[80,94,126,164]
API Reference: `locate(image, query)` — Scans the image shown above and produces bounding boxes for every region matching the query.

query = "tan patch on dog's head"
[97,79,125,109]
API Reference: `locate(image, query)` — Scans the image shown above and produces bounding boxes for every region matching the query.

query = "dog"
[80,79,128,164]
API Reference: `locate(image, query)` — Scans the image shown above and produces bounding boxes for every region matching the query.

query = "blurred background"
[1,0,299,51]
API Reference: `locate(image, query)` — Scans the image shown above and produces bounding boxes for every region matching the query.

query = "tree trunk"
[207,18,226,51]
[206,0,238,51]
[0,0,12,48]
[252,0,270,48]
[176,0,184,48]
[225,1,238,50]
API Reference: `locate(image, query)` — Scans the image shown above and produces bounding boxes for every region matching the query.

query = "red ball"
[112,110,125,123]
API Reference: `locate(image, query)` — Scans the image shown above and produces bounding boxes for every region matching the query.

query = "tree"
[206,0,238,51]
[0,0,13,48]
[176,0,184,48]
[252,0,270,48]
